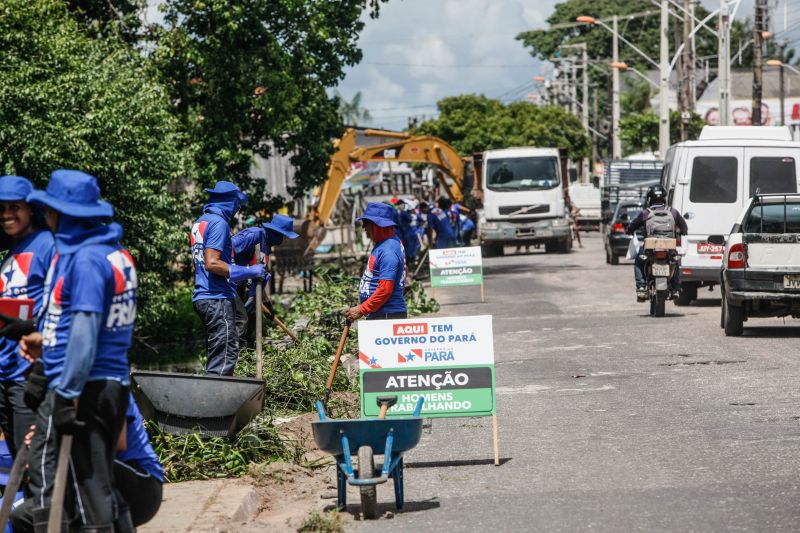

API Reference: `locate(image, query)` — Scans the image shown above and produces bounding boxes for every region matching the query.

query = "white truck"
[475,147,573,256]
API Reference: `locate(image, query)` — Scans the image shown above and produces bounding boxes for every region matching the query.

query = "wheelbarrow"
[312,397,425,519]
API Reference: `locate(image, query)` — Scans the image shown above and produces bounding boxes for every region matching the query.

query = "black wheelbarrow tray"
[312,398,424,518]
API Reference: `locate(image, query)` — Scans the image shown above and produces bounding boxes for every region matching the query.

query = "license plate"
[697,242,724,254]
[652,264,670,277]
[784,275,800,289]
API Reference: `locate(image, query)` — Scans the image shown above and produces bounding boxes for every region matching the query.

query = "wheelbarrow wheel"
[357,446,378,519]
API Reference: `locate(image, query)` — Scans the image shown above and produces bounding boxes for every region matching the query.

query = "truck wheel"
[723,296,744,336]
[558,234,573,253]
[544,242,557,253]
[358,446,378,519]
[481,243,504,257]
[654,290,666,317]
[610,253,619,265]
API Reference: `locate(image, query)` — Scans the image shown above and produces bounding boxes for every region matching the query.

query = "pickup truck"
[713,193,800,336]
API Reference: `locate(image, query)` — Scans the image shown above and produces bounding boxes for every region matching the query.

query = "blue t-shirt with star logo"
[40,244,137,386]
[0,229,55,381]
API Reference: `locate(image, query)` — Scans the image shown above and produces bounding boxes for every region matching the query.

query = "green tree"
[152,0,387,208]
[67,0,146,41]
[620,111,704,154]
[335,91,372,126]
[0,0,196,351]
[416,95,590,160]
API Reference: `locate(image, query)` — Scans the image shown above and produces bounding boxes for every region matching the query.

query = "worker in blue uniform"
[191,181,265,376]
[345,203,407,322]
[0,176,55,459]
[232,214,299,343]
[422,196,456,249]
[10,169,138,532]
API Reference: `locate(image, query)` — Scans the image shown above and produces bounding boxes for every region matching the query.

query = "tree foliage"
[67,0,146,42]
[152,0,387,207]
[416,95,590,160]
[336,91,372,126]
[0,0,195,346]
[620,111,704,154]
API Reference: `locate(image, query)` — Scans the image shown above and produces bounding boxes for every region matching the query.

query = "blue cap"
[0,176,33,201]
[355,202,397,228]
[262,214,299,239]
[27,170,113,218]
[204,181,248,205]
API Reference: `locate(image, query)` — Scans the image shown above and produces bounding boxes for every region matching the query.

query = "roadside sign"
[358,315,495,418]
[429,247,483,288]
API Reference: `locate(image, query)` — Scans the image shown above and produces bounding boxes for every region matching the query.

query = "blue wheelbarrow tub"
[312,418,423,456]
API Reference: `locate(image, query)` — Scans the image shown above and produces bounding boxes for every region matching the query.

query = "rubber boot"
[31,507,68,533]
[114,508,136,533]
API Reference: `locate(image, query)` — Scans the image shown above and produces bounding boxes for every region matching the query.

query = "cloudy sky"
[144,0,799,132]
[335,0,799,131]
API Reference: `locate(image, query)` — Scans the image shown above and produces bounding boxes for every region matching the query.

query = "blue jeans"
[194,298,239,376]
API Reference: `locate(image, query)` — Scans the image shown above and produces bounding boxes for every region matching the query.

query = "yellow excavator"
[313,128,468,227]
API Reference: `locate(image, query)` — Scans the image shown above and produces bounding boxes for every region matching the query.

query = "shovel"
[323,320,351,406]
[261,303,299,344]
[0,437,31,529]
[376,396,398,419]
[255,244,263,379]
[48,433,72,533]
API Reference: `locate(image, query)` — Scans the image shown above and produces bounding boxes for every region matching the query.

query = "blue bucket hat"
[27,170,113,218]
[355,202,397,228]
[0,176,33,201]
[262,214,299,239]
[205,181,248,205]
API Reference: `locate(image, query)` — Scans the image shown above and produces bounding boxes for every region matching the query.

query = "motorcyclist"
[626,185,688,302]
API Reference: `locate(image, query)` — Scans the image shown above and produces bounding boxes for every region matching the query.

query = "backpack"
[645,206,676,237]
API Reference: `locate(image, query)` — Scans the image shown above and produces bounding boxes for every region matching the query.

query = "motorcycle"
[639,234,680,317]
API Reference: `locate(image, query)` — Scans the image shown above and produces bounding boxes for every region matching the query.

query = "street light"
[610,62,659,87]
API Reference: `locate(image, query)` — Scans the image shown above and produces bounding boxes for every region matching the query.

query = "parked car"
[662,125,800,306]
[603,201,643,265]
[714,193,800,336]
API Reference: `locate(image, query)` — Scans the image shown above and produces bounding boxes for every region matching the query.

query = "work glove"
[24,360,48,411]
[229,264,266,284]
[52,394,85,434]
[0,313,36,341]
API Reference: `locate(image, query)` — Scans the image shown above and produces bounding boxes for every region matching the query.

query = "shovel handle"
[325,322,351,392]
[49,433,72,533]
[255,244,263,380]
[261,304,299,343]
[0,441,30,529]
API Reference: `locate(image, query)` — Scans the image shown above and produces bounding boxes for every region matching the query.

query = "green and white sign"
[358,315,495,418]
[429,247,483,288]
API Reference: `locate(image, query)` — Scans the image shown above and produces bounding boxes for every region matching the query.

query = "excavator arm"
[314,128,466,226]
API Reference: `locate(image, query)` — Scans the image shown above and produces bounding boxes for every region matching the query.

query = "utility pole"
[718,0,731,126]
[659,0,670,157]
[680,0,694,140]
[581,44,589,181]
[612,15,621,159]
[779,42,786,126]
[570,58,578,117]
[752,0,765,125]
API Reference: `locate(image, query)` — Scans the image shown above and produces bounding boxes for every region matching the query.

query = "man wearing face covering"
[231,214,299,344]
[345,203,408,322]
[191,182,264,376]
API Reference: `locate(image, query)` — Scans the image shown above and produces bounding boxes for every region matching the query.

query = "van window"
[744,202,800,233]
[749,157,796,196]
[689,157,738,203]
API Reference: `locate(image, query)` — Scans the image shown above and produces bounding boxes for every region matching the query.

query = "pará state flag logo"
[106,249,137,330]
[0,252,33,297]
[190,221,208,246]
[398,349,422,363]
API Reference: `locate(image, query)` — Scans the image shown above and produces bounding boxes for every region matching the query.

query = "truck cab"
[477,147,572,256]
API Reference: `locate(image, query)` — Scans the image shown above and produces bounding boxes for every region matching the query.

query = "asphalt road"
[352,233,800,532]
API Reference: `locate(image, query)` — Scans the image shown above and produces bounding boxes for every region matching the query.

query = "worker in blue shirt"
[114,395,164,528]
[422,196,456,249]
[395,200,419,264]
[232,214,299,344]
[345,203,407,322]
[191,181,265,376]
[10,170,137,532]
[0,176,55,459]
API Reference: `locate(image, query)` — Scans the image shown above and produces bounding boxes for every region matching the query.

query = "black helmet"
[645,185,668,207]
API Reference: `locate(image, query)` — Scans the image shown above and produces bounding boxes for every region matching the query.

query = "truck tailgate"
[744,234,800,270]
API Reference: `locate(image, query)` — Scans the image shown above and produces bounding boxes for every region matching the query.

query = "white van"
[663,126,800,305]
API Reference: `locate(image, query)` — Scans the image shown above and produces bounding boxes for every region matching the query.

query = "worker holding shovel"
[232,214,299,344]
[345,202,408,323]
[10,170,138,532]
